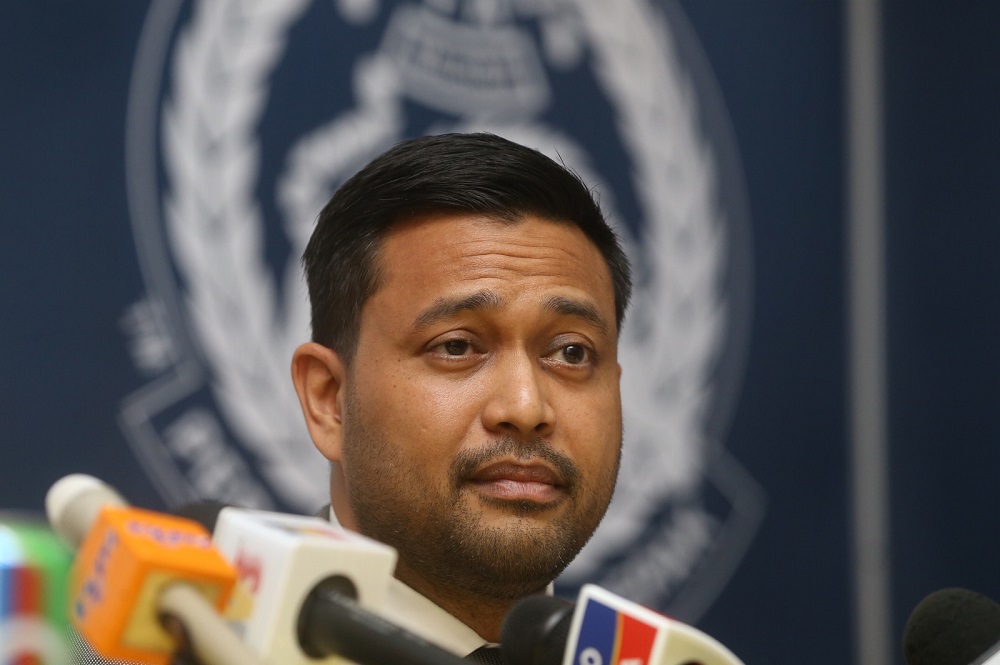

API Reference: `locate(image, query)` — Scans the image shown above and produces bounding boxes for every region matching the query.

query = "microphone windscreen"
[903,588,1000,665]
[500,594,574,665]
[45,475,127,549]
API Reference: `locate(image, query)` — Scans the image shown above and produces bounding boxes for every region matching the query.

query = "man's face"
[339,213,622,600]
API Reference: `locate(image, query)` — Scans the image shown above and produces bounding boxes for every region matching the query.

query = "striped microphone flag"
[0,516,73,665]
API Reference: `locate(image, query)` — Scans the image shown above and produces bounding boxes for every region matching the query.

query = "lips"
[466,461,565,503]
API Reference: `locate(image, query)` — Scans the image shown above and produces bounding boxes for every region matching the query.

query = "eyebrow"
[412,290,503,330]
[411,290,610,336]
[544,295,610,336]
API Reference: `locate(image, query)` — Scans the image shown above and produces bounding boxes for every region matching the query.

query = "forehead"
[369,213,616,326]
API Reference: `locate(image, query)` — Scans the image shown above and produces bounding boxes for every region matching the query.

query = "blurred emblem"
[122,0,764,618]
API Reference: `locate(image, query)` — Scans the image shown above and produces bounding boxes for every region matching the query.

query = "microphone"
[903,588,1000,665]
[44,474,261,665]
[501,584,744,665]
[0,514,74,665]
[499,594,574,664]
[198,503,472,665]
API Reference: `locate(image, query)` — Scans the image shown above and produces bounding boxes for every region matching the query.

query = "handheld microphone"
[501,584,744,665]
[0,515,74,665]
[206,505,471,665]
[44,474,259,665]
[903,588,1000,665]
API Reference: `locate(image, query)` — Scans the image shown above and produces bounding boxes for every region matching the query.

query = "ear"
[291,342,348,463]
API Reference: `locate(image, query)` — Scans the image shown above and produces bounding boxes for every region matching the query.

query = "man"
[290,132,631,657]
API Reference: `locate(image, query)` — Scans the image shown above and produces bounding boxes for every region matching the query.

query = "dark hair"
[302,132,632,360]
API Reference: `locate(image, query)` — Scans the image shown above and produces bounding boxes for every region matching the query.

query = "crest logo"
[122,0,764,617]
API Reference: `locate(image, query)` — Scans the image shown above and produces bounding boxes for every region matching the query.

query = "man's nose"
[481,352,555,438]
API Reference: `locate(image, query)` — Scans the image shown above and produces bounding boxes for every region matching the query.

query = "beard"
[340,389,620,601]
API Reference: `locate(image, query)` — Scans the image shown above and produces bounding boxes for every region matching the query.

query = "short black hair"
[302,132,632,360]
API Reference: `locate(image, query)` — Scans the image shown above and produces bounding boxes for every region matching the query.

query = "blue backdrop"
[2,3,997,664]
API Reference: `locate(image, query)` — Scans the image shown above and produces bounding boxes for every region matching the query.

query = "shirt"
[322,506,491,656]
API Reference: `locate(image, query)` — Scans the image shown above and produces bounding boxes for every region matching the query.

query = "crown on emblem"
[380,2,551,116]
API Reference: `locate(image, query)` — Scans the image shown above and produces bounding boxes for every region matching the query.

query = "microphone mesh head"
[902,588,1000,665]
[71,627,150,665]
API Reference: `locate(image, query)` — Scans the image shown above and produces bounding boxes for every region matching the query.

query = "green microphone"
[0,514,74,664]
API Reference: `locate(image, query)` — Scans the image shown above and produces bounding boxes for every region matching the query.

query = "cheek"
[559,387,622,462]
[365,369,487,452]
[416,378,489,440]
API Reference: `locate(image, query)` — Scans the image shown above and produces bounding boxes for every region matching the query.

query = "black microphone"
[501,584,743,665]
[903,588,1000,665]
[499,595,574,665]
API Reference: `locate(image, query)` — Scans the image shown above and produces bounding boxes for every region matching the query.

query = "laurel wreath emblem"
[161,0,739,603]
[162,0,320,509]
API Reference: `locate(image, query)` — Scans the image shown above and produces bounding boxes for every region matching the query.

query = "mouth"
[465,461,566,504]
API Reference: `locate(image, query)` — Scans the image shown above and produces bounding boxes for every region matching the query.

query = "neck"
[394,560,540,642]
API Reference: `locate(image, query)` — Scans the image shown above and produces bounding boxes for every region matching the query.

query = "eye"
[440,339,471,356]
[553,344,591,365]
[424,333,485,365]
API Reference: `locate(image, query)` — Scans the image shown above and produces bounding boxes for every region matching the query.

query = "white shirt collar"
[323,506,490,656]
[382,572,494,655]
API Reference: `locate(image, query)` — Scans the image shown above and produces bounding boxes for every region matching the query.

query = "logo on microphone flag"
[570,589,660,665]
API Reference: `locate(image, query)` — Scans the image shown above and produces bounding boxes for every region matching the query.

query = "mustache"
[450,437,580,490]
